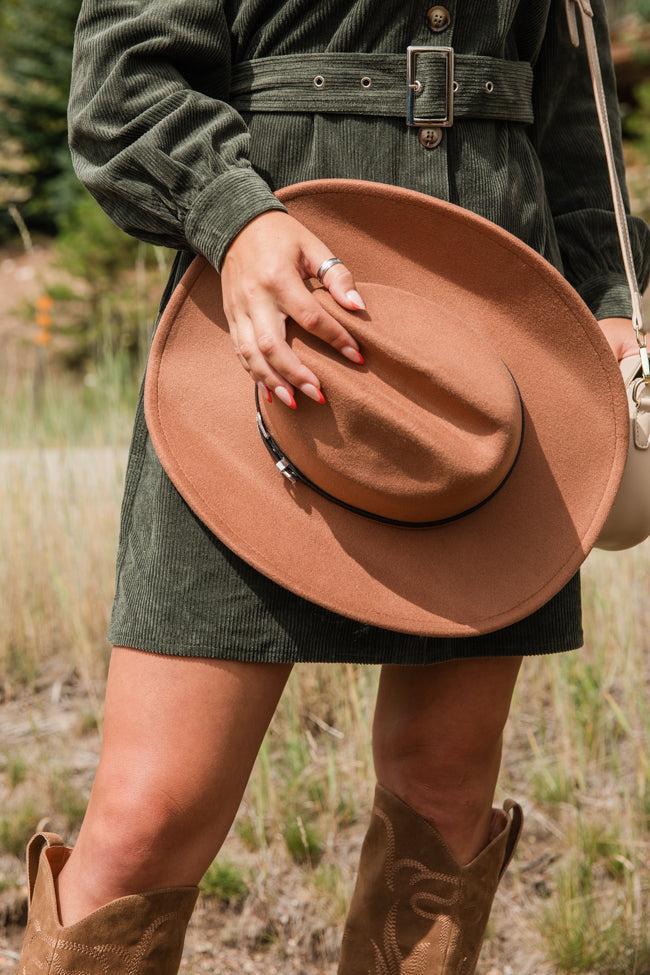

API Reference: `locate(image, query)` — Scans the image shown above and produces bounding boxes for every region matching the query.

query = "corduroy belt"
[230,47,534,127]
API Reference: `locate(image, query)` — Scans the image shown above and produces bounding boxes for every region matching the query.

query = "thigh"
[95,646,293,828]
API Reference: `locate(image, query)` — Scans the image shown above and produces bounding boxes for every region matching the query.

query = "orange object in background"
[34,293,53,345]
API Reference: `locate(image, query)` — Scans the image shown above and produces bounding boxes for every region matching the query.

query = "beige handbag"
[566,0,650,550]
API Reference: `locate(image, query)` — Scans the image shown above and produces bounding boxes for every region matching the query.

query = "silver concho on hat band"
[253,380,526,529]
[316,256,344,283]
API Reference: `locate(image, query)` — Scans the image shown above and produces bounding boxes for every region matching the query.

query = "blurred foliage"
[608,0,650,17]
[627,79,650,147]
[0,0,170,370]
[0,0,82,241]
[28,192,172,372]
[624,79,650,219]
[0,0,648,374]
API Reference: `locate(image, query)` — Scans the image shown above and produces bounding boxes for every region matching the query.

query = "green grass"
[77,709,100,736]
[235,813,271,852]
[541,852,649,973]
[3,753,27,790]
[530,761,576,806]
[47,767,88,831]
[311,862,349,923]
[199,858,249,906]
[282,814,325,866]
[0,799,39,857]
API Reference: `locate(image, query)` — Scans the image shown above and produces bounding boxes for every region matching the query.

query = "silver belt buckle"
[406,45,455,127]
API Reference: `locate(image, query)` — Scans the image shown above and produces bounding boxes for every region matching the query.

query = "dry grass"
[0,445,124,700]
[0,357,648,974]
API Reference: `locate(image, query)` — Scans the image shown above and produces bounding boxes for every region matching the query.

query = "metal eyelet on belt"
[313,75,325,88]
[484,80,494,93]
[360,76,372,88]
[418,126,443,149]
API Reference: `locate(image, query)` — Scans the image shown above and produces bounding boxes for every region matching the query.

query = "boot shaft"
[337,783,524,975]
[18,830,199,974]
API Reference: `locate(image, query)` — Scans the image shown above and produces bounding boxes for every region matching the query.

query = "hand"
[220,210,366,409]
[598,316,641,362]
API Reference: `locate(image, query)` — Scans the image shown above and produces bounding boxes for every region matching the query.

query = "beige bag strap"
[565,0,649,385]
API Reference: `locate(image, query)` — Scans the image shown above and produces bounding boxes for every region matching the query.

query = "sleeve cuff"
[183,166,289,272]
[574,273,640,320]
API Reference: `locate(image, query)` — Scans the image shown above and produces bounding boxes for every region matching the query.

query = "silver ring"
[316,256,343,283]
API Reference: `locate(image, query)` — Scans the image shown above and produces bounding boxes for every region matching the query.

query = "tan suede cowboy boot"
[18,830,200,974]
[337,782,524,975]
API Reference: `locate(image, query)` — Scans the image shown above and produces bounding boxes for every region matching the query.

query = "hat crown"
[260,283,523,524]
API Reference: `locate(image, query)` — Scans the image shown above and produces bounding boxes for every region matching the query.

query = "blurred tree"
[0,0,82,242]
[0,0,645,247]
[625,79,650,220]
[607,0,650,18]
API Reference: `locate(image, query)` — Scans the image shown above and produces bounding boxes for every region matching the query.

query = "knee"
[373,701,506,775]
[372,720,504,823]
[81,769,199,887]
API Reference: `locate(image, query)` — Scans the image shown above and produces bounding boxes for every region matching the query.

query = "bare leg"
[372,655,523,865]
[57,645,293,926]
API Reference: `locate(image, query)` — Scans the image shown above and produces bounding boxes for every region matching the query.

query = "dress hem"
[106,626,585,665]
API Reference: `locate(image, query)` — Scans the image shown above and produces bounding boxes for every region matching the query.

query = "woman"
[18,0,649,972]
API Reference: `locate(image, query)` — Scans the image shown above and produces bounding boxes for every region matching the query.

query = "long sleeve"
[529,0,650,319]
[66,0,289,272]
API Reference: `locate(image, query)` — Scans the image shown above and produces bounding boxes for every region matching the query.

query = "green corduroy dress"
[66,0,650,664]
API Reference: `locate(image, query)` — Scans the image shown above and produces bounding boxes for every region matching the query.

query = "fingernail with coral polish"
[300,383,327,404]
[347,290,366,310]
[258,382,272,403]
[342,346,365,365]
[275,386,297,409]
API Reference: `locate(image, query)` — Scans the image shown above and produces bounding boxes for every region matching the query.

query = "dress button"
[418,126,443,149]
[426,5,451,31]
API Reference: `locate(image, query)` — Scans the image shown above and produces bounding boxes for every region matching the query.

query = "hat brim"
[143,179,628,636]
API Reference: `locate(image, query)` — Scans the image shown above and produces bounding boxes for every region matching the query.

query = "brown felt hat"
[143,178,629,636]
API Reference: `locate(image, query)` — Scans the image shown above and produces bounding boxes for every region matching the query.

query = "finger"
[224,300,277,403]
[251,295,327,405]
[228,319,256,379]
[234,315,298,409]
[277,273,365,366]
[257,381,273,404]
[619,343,641,362]
[302,243,366,312]
[237,352,273,403]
